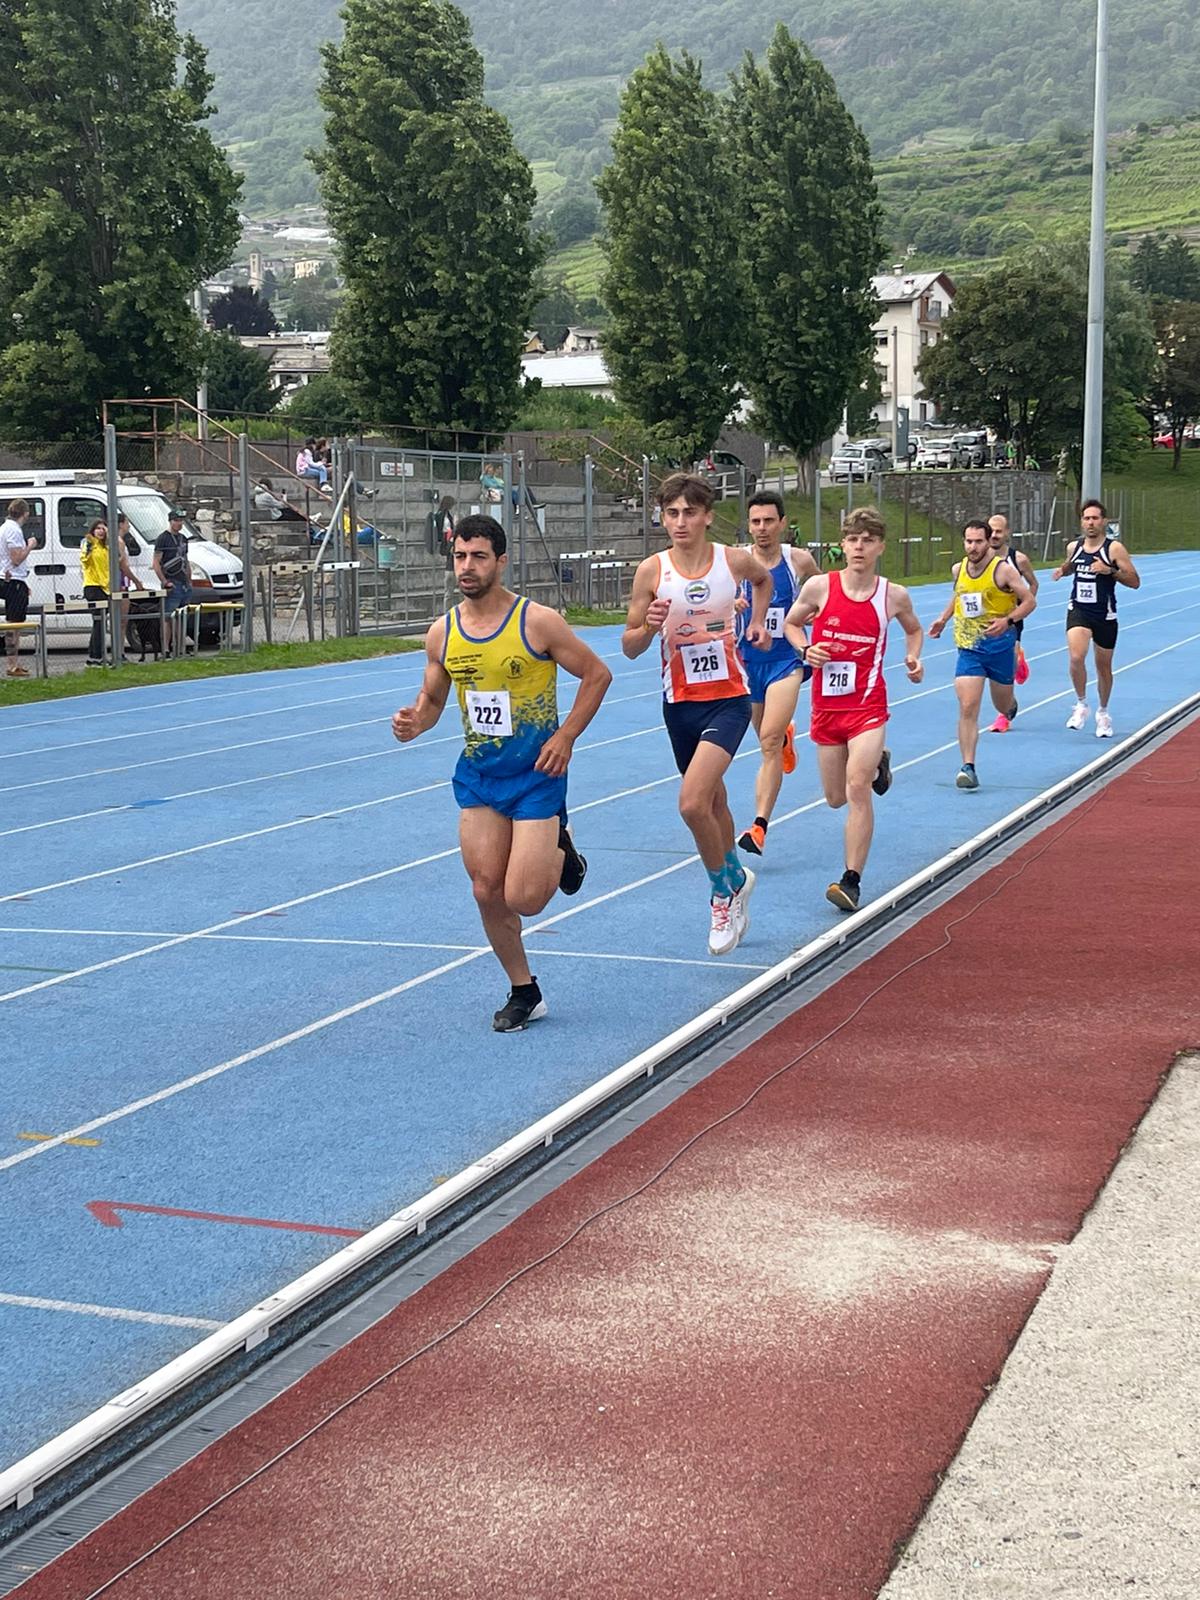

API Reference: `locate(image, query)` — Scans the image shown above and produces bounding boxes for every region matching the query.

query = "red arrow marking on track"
[86,1200,364,1239]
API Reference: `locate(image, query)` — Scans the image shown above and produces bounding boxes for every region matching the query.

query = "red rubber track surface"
[18,719,1200,1600]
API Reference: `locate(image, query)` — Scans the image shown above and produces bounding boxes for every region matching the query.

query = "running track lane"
[17,715,1200,1600]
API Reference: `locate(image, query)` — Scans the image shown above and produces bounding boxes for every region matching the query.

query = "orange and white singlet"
[656,544,750,704]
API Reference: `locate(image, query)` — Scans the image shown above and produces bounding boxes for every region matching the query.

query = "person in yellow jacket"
[928,519,1035,790]
[80,519,135,667]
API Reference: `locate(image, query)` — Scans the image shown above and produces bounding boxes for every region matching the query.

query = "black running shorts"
[2,578,30,624]
[1066,607,1117,651]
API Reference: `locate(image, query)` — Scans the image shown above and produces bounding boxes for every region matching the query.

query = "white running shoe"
[1066,701,1090,731]
[731,867,756,945]
[708,894,738,957]
[1095,708,1114,738]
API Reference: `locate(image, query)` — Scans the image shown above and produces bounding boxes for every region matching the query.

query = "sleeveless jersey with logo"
[736,549,803,665]
[953,554,1016,648]
[1069,534,1118,620]
[441,597,558,778]
[810,571,890,716]
[656,544,750,704]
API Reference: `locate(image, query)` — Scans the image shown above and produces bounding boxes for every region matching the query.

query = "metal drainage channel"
[2,694,1197,1591]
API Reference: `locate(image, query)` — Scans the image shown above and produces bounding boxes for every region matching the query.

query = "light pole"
[1081,0,1108,503]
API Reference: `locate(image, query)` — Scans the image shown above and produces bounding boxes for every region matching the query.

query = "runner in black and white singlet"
[1051,498,1140,738]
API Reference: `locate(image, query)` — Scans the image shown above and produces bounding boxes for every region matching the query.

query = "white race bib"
[680,641,730,685]
[1075,578,1097,605]
[765,606,785,637]
[959,592,984,618]
[465,689,513,737]
[821,659,857,697]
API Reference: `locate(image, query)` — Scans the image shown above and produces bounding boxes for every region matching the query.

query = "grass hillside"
[881,119,1200,275]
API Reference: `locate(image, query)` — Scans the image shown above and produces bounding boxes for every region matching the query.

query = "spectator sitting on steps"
[254,478,305,521]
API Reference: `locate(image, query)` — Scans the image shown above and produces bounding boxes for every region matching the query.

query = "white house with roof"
[520,349,613,398]
[868,270,955,429]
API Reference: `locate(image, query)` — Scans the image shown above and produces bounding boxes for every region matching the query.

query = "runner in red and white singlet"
[784,506,925,915]
[808,567,891,744]
[623,472,773,958]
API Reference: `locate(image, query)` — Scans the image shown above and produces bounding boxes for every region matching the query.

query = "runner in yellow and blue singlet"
[392,516,612,1032]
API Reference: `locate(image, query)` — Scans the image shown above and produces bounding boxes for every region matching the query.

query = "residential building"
[869,270,955,429]
[562,326,603,353]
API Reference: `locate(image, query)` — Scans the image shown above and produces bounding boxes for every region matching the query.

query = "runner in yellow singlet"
[392,516,612,1031]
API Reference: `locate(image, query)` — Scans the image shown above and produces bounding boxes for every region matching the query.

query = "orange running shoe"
[738,822,766,856]
[1014,643,1030,686]
[781,721,797,774]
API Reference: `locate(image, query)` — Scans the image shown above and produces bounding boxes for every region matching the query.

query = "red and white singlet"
[656,544,750,704]
[809,571,891,739]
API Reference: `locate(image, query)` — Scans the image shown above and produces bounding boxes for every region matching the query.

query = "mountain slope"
[176,0,1200,212]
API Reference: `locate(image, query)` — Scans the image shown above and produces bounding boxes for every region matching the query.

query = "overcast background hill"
[177,0,1199,213]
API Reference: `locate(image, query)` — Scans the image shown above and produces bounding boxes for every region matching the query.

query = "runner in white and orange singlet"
[783,506,924,914]
[623,472,773,957]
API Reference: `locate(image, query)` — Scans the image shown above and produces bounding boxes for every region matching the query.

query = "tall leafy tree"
[314,0,540,433]
[202,332,278,415]
[0,0,240,438]
[595,46,742,461]
[210,286,279,336]
[727,26,883,468]
[1148,301,1200,470]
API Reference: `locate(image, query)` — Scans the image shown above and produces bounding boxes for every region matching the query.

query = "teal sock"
[707,865,727,898]
[724,850,746,894]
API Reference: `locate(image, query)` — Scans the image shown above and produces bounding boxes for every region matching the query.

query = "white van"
[0,472,243,640]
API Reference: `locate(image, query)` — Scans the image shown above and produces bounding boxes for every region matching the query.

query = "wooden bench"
[2,616,48,678]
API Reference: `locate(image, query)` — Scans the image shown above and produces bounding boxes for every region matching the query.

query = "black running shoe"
[871,748,892,797]
[493,979,547,1032]
[558,823,587,895]
[825,873,861,913]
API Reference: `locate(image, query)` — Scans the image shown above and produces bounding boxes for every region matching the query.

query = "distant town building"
[239,334,331,397]
[520,349,612,398]
[292,259,324,280]
[523,329,546,354]
[869,269,955,428]
[561,326,603,353]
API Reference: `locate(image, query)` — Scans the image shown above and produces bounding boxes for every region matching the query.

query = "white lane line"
[0,720,664,899]
[0,682,659,805]
[3,622,1197,1004]
[1,684,411,761]
[0,1292,221,1331]
[2,631,1196,1167]
[0,925,766,972]
[0,661,416,733]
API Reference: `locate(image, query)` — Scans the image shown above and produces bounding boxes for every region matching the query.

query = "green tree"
[1158,236,1200,302]
[210,285,279,336]
[314,0,541,435]
[727,26,883,467]
[1147,300,1200,469]
[284,371,364,433]
[918,259,1084,459]
[202,332,279,416]
[594,46,742,461]
[1130,234,1164,295]
[0,0,240,438]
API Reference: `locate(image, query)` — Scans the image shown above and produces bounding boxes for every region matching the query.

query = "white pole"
[1081,0,1108,503]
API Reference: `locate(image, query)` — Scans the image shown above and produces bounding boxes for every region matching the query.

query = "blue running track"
[1,551,1198,1473]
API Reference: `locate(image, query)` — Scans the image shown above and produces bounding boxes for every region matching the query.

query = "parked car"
[913,437,956,470]
[700,451,758,496]
[0,471,243,642]
[951,430,989,468]
[829,442,891,482]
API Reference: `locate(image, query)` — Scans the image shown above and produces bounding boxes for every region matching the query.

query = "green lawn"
[1099,447,1200,552]
[0,635,418,706]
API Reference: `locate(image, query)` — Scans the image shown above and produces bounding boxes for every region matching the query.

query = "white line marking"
[0,682,658,803]
[0,1292,221,1331]
[2,630,1196,1165]
[1,684,406,761]
[0,925,767,971]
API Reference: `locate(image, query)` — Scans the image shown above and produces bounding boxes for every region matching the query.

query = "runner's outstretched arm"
[391,618,452,743]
